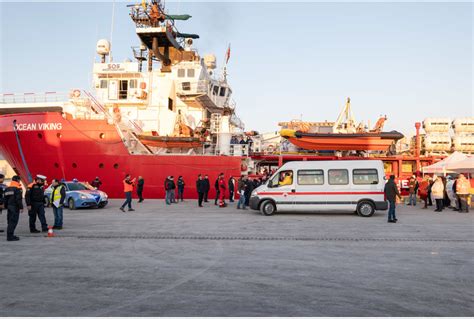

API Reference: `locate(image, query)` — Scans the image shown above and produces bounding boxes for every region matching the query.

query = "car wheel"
[68,198,76,210]
[357,201,375,217]
[98,202,107,208]
[260,200,276,216]
[44,196,50,207]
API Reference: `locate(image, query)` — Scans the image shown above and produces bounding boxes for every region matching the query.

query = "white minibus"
[249,160,388,217]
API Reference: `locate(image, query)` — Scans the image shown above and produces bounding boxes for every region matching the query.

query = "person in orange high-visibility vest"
[456,174,470,213]
[218,173,227,207]
[120,174,136,212]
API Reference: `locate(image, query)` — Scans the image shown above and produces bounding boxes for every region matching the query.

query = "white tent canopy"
[422,151,468,174]
[447,156,474,173]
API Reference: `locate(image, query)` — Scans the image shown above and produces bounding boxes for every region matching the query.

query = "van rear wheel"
[357,201,375,217]
[260,200,276,216]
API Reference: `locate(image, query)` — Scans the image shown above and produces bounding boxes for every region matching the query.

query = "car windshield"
[67,182,89,191]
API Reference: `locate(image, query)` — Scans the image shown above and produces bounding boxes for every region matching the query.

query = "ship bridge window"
[187,69,195,77]
[129,79,137,89]
[178,69,185,78]
[213,85,219,95]
[100,80,108,89]
[219,87,226,97]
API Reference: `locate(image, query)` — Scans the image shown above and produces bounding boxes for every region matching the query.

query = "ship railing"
[1,92,69,104]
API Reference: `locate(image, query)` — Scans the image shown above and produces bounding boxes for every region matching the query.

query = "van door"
[266,170,295,211]
[294,169,326,211]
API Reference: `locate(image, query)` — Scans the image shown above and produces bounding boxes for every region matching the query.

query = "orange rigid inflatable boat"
[280,129,404,151]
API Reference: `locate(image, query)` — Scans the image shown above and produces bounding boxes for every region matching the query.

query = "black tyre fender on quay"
[260,199,276,216]
[68,198,76,210]
[356,200,375,217]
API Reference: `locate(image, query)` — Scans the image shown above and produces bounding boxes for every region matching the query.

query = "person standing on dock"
[25,175,48,233]
[384,175,401,223]
[177,176,185,202]
[120,174,135,212]
[203,175,210,202]
[196,174,205,207]
[456,174,470,213]
[90,176,102,190]
[218,173,227,207]
[228,176,236,202]
[51,179,66,230]
[137,176,145,203]
[432,176,445,212]
[0,174,6,233]
[237,175,248,210]
[4,175,23,241]
[214,175,220,206]
[407,176,418,206]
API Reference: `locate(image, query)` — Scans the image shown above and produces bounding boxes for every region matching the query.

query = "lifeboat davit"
[280,129,404,151]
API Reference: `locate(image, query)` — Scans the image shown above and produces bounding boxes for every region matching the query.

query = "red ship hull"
[0,112,242,199]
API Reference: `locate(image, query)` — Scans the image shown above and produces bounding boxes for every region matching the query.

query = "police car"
[44,181,108,210]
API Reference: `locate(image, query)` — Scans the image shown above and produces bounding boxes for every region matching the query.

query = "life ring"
[140,82,147,90]
[72,89,81,98]
[266,144,275,153]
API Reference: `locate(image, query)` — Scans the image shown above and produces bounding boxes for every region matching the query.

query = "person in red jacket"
[218,173,227,207]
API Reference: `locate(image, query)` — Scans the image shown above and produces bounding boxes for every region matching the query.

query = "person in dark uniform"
[177,176,185,202]
[228,176,235,202]
[244,177,254,207]
[384,175,402,223]
[4,175,24,241]
[203,175,210,202]
[25,174,48,233]
[137,176,145,203]
[214,175,221,206]
[196,174,205,207]
[90,176,102,190]
[0,173,6,233]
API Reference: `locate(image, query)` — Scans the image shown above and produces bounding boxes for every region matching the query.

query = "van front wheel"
[357,201,375,217]
[260,200,276,216]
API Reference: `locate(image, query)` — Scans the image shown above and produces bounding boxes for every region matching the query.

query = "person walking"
[218,173,227,207]
[0,174,6,233]
[432,176,445,212]
[237,175,248,210]
[137,176,145,203]
[456,174,470,213]
[51,179,66,230]
[120,174,135,212]
[228,176,236,202]
[90,177,102,190]
[4,175,23,241]
[25,174,48,233]
[196,174,205,207]
[384,175,401,223]
[177,176,185,202]
[203,175,210,202]
[407,175,418,206]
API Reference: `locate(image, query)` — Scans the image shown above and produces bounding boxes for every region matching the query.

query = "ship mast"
[129,0,199,72]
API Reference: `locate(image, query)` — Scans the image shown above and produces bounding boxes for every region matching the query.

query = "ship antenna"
[109,0,116,62]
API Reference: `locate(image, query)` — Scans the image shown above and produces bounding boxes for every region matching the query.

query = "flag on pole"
[225,44,231,64]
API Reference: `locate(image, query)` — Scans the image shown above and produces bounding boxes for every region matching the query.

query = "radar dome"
[204,54,216,69]
[96,39,111,55]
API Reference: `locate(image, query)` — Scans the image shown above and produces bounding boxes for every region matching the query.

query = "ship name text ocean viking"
[14,123,63,131]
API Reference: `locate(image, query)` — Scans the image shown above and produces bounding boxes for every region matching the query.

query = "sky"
[1,1,472,137]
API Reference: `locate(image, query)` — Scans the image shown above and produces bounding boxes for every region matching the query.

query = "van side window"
[328,169,349,185]
[297,170,324,185]
[353,169,379,185]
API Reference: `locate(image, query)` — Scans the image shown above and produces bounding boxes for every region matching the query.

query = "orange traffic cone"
[47,226,55,238]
